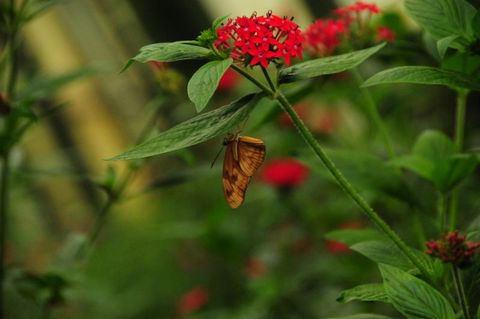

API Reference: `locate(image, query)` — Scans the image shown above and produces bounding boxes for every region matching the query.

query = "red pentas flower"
[176,287,209,316]
[376,26,395,42]
[217,68,240,92]
[261,158,309,187]
[334,1,380,17]
[214,11,303,68]
[426,231,480,267]
[303,18,347,56]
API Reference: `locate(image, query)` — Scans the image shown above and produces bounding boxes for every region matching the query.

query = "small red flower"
[303,18,347,57]
[376,26,395,42]
[244,257,268,278]
[261,158,309,187]
[326,221,364,254]
[176,287,209,316]
[426,231,480,267]
[215,11,303,68]
[334,1,380,17]
[217,68,240,92]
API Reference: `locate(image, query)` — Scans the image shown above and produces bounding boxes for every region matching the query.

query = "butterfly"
[222,134,266,208]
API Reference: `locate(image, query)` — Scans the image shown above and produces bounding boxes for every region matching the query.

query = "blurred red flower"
[244,257,268,278]
[426,230,480,266]
[215,12,303,68]
[261,158,309,187]
[326,221,364,254]
[334,1,380,17]
[303,18,347,57]
[176,287,209,316]
[217,68,240,92]
[376,26,395,42]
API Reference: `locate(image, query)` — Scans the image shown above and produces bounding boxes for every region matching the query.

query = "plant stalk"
[0,153,10,319]
[351,68,395,158]
[275,90,432,280]
[449,90,469,231]
[452,264,471,319]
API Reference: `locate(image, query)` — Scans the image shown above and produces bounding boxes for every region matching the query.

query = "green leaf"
[351,241,414,271]
[187,58,233,112]
[325,314,393,319]
[337,283,390,304]
[109,93,261,161]
[413,130,455,161]
[325,229,385,246]
[390,131,476,192]
[279,43,385,83]
[362,66,480,91]
[437,35,460,59]
[405,0,477,44]
[14,66,102,108]
[433,154,477,192]
[389,155,435,181]
[123,42,212,71]
[305,149,419,206]
[379,264,456,319]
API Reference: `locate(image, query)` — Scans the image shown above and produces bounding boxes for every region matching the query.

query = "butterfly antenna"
[210,144,225,168]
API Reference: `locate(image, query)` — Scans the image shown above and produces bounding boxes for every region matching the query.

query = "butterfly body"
[222,135,266,208]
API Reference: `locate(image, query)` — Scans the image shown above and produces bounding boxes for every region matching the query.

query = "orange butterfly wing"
[222,136,266,208]
[237,136,266,177]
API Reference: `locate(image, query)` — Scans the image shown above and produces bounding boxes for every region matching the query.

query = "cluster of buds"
[303,1,395,57]
[426,231,480,267]
[214,11,303,68]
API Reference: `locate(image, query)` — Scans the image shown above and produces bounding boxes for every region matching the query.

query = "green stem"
[452,264,471,319]
[437,191,446,232]
[246,68,432,282]
[88,168,137,245]
[231,64,273,95]
[275,91,432,280]
[0,153,10,319]
[449,90,469,231]
[261,66,276,92]
[351,68,396,158]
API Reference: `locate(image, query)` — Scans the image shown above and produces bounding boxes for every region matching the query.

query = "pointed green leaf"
[279,43,385,83]
[405,0,477,44]
[413,130,455,161]
[109,93,261,161]
[437,35,460,59]
[337,283,390,304]
[188,58,233,112]
[123,41,212,71]
[325,229,385,246]
[434,154,477,192]
[379,264,456,319]
[362,66,480,91]
[351,241,414,271]
[389,155,435,181]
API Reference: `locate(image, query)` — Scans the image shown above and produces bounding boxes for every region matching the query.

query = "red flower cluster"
[214,12,303,68]
[176,287,209,316]
[303,1,395,57]
[334,1,380,17]
[376,26,396,42]
[303,19,347,56]
[426,231,480,267]
[261,158,309,187]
